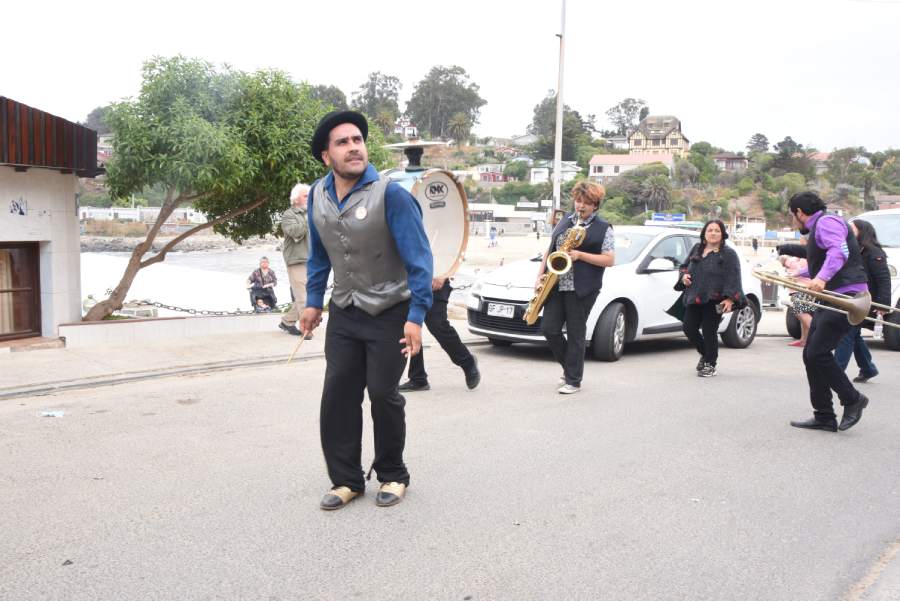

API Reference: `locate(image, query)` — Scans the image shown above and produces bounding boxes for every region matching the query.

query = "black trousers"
[320,301,409,493]
[407,282,474,384]
[803,309,862,420]
[540,289,599,386]
[683,302,722,365]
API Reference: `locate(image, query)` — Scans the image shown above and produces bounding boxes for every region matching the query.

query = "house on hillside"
[529,161,580,185]
[475,163,508,183]
[511,133,537,147]
[592,132,629,150]
[809,151,831,175]
[713,153,749,171]
[588,153,675,182]
[1,96,102,342]
[628,115,689,157]
[393,117,418,139]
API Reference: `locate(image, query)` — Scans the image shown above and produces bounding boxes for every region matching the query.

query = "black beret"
[310,110,369,163]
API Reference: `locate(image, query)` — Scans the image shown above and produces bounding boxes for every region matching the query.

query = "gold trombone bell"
[752,270,899,329]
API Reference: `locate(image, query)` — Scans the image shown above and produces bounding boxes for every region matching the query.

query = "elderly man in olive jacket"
[279,183,311,337]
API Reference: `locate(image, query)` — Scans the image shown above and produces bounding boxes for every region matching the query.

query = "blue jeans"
[834,325,878,377]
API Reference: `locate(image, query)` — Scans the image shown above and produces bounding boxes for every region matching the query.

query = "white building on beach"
[1,96,102,342]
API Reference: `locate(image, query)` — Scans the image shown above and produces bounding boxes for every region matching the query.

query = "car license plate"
[487,302,515,318]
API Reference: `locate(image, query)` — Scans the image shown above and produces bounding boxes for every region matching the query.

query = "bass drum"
[383,168,469,278]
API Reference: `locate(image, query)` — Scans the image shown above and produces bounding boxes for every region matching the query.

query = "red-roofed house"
[588,153,675,182]
[810,151,831,175]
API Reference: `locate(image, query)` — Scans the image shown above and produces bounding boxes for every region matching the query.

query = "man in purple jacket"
[787,192,870,433]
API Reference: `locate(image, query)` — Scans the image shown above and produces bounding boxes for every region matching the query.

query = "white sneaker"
[558,383,581,394]
[558,377,565,386]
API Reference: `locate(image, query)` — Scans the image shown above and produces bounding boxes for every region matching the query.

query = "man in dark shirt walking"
[786,192,870,433]
[299,111,433,510]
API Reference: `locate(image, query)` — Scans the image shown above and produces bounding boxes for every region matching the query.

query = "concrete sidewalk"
[0,309,794,400]
[0,317,488,400]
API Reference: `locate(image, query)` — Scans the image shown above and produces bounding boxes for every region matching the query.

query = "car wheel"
[721,302,758,348]
[592,302,626,362]
[785,310,801,339]
[884,309,900,351]
[488,338,513,347]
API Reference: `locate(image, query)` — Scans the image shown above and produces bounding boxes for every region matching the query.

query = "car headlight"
[889,263,898,278]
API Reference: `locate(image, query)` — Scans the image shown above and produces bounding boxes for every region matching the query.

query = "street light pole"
[552,0,567,212]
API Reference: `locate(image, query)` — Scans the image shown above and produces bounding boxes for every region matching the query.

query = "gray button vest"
[311,176,410,316]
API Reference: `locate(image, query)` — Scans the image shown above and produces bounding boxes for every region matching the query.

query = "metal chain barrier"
[126,299,293,316]
[111,282,471,317]
[103,287,292,316]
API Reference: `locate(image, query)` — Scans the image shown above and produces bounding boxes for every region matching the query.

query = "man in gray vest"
[278,183,311,338]
[299,111,433,511]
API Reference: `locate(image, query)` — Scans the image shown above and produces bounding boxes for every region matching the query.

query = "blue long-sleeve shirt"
[306,164,433,324]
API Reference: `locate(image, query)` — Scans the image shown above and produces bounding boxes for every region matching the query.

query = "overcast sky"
[4,0,899,153]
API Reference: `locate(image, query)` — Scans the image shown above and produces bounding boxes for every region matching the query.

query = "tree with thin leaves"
[746,133,769,153]
[84,56,331,321]
[447,112,471,145]
[640,175,672,212]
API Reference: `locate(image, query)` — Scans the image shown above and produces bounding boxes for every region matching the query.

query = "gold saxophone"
[523,222,587,325]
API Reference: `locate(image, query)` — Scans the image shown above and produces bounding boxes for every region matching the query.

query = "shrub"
[737,177,755,195]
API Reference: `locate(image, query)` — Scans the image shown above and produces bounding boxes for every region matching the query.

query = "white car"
[466,225,763,361]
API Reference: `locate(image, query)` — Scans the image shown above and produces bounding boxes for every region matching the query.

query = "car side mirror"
[645,258,677,272]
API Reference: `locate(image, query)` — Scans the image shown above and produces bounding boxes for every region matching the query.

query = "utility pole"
[552,0,567,211]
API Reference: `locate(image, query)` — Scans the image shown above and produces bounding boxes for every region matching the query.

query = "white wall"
[0,166,81,337]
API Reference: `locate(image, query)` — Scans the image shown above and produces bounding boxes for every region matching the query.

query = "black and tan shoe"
[375,482,407,507]
[320,486,359,511]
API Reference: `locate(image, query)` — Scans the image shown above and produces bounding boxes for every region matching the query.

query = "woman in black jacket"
[676,220,746,377]
[834,220,891,382]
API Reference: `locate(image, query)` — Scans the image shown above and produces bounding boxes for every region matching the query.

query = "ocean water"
[81,247,295,316]
[80,247,477,316]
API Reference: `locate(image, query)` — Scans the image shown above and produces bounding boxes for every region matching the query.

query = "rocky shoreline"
[80,234,277,253]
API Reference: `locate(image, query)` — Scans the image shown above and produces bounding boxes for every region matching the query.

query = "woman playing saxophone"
[535,181,615,394]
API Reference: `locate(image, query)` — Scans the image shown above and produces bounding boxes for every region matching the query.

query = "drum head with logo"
[383,168,469,279]
[411,169,469,278]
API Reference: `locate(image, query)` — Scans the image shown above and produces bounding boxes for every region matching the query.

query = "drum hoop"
[410,169,469,279]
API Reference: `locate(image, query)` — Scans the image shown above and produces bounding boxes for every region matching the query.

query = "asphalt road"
[1,337,898,601]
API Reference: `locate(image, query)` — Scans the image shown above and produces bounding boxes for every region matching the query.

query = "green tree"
[493,181,538,204]
[674,157,700,187]
[746,133,769,153]
[405,65,486,139]
[691,141,714,156]
[373,109,396,137]
[770,136,815,178]
[351,71,401,121]
[447,111,472,144]
[687,146,719,184]
[737,177,755,195]
[85,56,330,321]
[308,84,348,110]
[527,91,591,161]
[640,175,672,212]
[605,98,647,136]
[83,105,112,135]
[774,173,807,200]
[503,160,529,181]
[824,147,866,186]
[773,136,802,157]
